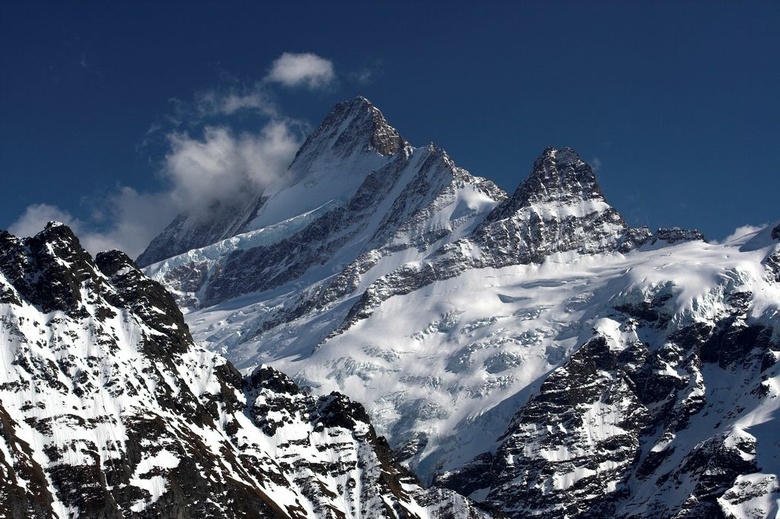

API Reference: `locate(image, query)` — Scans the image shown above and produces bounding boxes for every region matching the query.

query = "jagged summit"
[290,96,408,168]
[483,147,607,225]
[523,147,603,203]
[468,146,629,265]
[0,223,487,518]
[136,97,410,268]
[0,220,100,315]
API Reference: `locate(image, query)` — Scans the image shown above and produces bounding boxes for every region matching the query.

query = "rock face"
[438,287,780,518]
[291,96,408,164]
[473,147,632,262]
[143,97,506,311]
[135,97,778,519]
[0,223,487,518]
[327,147,681,332]
[135,96,411,269]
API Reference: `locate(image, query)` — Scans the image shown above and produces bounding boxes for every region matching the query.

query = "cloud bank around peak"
[8,190,172,260]
[10,115,304,259]
[9,204,80,240]
[9,51,334,260]
[265,52,336,90]
[164,121,302,216]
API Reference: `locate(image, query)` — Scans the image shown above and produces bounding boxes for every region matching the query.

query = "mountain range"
[0,222,484,517]
[2,97,778,518]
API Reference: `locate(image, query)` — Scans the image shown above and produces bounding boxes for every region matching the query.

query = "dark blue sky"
[1,1,778,255]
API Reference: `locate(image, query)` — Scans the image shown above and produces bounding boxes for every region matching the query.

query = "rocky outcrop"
[331,147,641,331]
[469,147,634,263]
[144,111,505,311]
[0,224,487,518]
[132,97,780,519]
[438,283,779,519]
[291,96,408,166]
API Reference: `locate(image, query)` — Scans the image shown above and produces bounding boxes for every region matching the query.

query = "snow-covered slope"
[143,99,504,312]
[136,96,413,268]
[436,227,780,518]
[140,97,780,518]
[187,224,780,518]
[0,222,486,518]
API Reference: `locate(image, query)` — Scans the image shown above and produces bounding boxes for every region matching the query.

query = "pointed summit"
[523,147,602,203]
[0,222,100,315]
[474,147,629,263]
[291,96,408,168]
[137,97,410,267]
[488,147,605,223]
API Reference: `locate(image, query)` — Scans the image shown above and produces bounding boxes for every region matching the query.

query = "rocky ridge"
[0,223,486,518]
[143,97,506,312]
[332,146,652,331]
[136,97,779,518]
[437,275,780,518]
[136,96,413,269]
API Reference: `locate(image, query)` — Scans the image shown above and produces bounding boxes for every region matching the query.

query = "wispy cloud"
[721,224,764,245]
[53,118,304,258]
[591,157,603,172]
[163,121,302,219]
[82,189,176,257]
[10,52,333,259]
[9,123,303,257]
[265,52,336,90]
[346,57,383,86]
[9,204,84,239]
[8,194,176,259]
[194,83,278,118]
[350,68,374,85]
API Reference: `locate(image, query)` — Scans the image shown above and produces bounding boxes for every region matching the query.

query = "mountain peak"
[482,147,608,226]
[291,96,408,167]
[0,222,100,315]
[522,146,602,205]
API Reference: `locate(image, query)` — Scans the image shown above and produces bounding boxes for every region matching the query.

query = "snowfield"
[186,230,780,488]
[137,97,780,517]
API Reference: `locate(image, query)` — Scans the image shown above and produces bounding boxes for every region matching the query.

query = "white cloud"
[9,53,328,260]
[8,195,175,260]
[194,84,278,118]
[164,120,301,217]
[9,204,84,238]
[94,119,300,256]
[591,157,603,172]
[80,188,176,257]
[266,52,335,90]
[351,68,374,85]
[8,118,302,259]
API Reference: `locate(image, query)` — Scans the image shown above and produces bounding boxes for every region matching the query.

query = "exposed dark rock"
[0,224,486,518]
[764,246,780,282]
[650,227,706,245]
[291,96,408,167]
[440,292,778,518]
[331,147,638,333]
[0,222,98,316]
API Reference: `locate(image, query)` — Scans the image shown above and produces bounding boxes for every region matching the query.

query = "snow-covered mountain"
[140,97,504,312]
[136,96,409,268]
[0,222,486,518]
[135,97,779,517]
[436,225,780,518]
